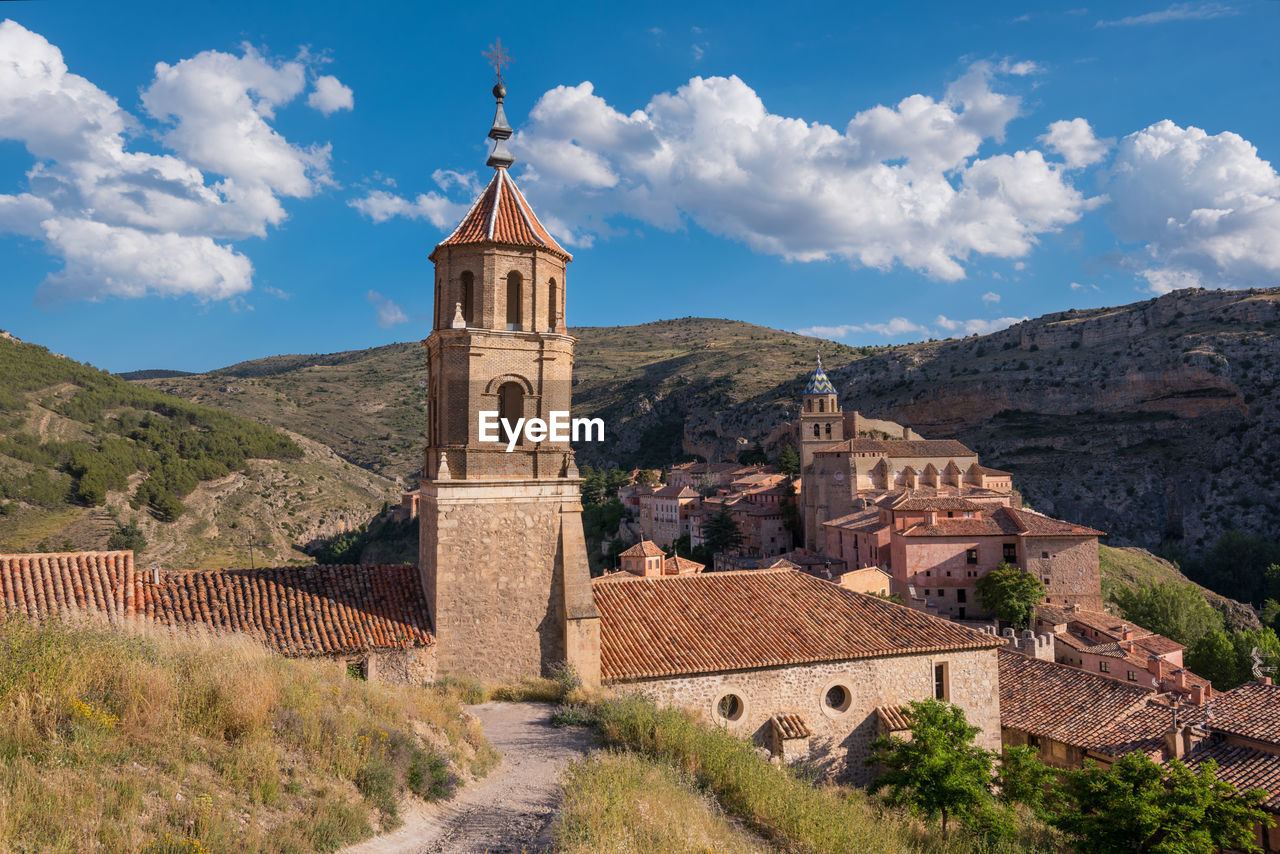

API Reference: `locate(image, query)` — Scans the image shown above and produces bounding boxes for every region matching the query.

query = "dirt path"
[342,702,595,854]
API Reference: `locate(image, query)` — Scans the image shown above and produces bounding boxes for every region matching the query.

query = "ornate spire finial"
[817,350,823,372]
[483,38,512,80]
[483,40,515,170]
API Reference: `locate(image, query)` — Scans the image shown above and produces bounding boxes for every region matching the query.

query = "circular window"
[715,693,744,722]
[824,684,852,713]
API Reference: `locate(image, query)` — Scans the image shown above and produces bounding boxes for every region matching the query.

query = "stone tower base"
[419,478,600,686]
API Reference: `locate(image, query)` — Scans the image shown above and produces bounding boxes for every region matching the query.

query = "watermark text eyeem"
[478,411,604,452]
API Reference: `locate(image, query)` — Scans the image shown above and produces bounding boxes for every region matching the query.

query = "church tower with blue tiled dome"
[799,355,844,470]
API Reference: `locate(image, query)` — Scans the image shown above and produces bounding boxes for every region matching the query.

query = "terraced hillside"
[0,334,399,568]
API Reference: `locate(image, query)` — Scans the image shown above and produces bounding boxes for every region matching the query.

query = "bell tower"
[419,76,600,685]
[799,354,843,470]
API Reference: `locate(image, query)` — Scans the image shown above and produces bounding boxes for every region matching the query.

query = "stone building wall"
[1024,536,1104,611]
[364,646,438,686]
[612,647,1000,785]
[420,478,596,683]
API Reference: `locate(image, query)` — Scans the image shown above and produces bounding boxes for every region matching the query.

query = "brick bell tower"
[419,77,600,686]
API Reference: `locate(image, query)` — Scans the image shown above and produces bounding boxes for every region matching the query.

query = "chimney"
[1190,684,1205,705]
[1070,603,1081,613]
[1174,669,1187,690]
[1121,625,1134,641]
[1164,725,1185,761]
[1147,655,1164,678]
[1183,726,1205,757]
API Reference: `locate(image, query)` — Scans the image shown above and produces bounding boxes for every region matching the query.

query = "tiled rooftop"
[771,713,812,739]
[816,438,976,458]
[1184,739,1280,808]
[433,168,570,260]
[998,650,1163,752]
[592,569,1002,682]
[900,506,1104,538]
[0,552,433,657]
[619,541,666,558]
[1190,682,1280,745]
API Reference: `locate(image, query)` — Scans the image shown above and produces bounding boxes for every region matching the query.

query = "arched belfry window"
[549,278,560,332]
[818,399,825,412]
[506,271,523,330]
[812,423,820,438]
[461,271,475,326]
[498,381,523,446]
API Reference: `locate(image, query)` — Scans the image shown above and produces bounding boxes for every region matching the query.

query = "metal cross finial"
[483,38,512,79]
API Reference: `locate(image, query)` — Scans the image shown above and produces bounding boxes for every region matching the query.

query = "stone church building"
[0,79,1011,781]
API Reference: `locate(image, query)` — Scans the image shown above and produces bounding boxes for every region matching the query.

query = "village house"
[820,492,1105,616]
[999,649,1280,852]
[591,567,1004,783]
[636,484,699,547]
[0,551,436,684]
[1034,604,1212,699]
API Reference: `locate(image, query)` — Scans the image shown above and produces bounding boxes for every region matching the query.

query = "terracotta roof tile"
[620,541,666,558]
[998,650,1165,752]
[771,713,812,739]
[592,569,1002,682]
[1184,739,1280,808]
[876,704,914,732]
[816,438,976,458]
[1189,682,1280,745]
[0,553,433,656]
[433,169,570,260]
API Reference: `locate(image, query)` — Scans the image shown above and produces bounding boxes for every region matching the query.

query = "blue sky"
[1,0,1277,372]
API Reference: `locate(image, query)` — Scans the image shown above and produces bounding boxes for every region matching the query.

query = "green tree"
[1187,627,1280,691]
[976,563,1046,629]
[635,469,661,487]
[1049,752,1269,854]
[701,505,742,557]
[776,444,800,479]
[867,699,996,835]
[738,442,768,465]
[106,521,147,553]
[1111,582,1223,646]
[996,744,1055,817]
[1187,630,1239,689]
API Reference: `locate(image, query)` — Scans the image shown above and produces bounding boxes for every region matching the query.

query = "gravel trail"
[341,701,594,854]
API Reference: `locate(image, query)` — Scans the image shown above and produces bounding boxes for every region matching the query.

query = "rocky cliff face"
[665,288,1280,555]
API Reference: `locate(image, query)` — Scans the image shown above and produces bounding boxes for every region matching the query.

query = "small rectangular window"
[934,662,950,701]
[1043,577,1051,585]
[1003,543,1018,562]
[1028,734,1041,749]
[1041,551,1050,559]
[957,589,967,603]
[1127,671,1137,681]
[966,549,978,564]
[1099,661,1110,673]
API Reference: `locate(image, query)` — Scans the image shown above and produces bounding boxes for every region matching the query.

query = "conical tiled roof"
[430,168,571,261]
[803,357,837,395]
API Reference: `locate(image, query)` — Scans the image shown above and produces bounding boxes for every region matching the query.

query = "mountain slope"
[136,321,870,481]
[0,334,399,567]
[134,287,1280,555]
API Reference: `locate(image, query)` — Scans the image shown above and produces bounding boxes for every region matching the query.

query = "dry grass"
[592,696,1062,854]
[0,616,496,854]
[555,751,769,854]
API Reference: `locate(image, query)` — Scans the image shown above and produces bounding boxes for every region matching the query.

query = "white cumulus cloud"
[982,291,1001,304]
[349,169,478,227]
[307,74,354,115]
[366,290,408,327]
[1105,119,1280,293]
[368,65,1099,281]
[1040,118,1113,168]
[0,20,345,301]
